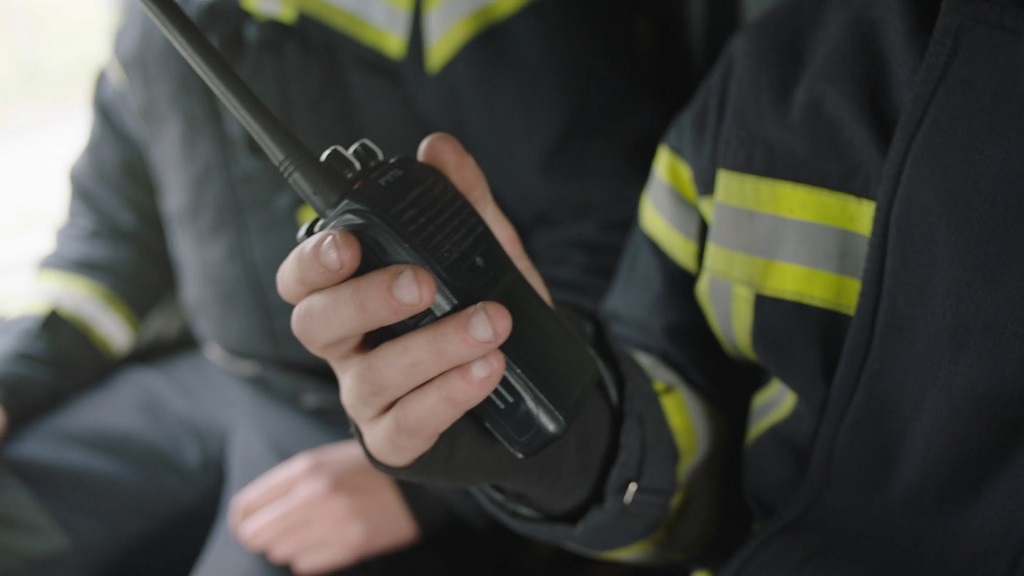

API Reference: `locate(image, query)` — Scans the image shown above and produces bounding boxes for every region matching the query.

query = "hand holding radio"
[280,133,540,468]
[141,0,615,514]
[280,133,616,517]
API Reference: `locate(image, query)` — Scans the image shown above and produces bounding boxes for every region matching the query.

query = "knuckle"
[361,427,404,467]
[290,452,322,476]
[303,474,334,498]
[386,407,425,442]
[265,546,290,565]
[345,356,373,387]
[338,381,376,427]
[382,407,437,464]
[436,371,472,411]
[289,301,320,349]
[344,357,390,414]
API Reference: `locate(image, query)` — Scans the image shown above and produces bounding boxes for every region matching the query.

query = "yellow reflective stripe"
[241,0,414,60]
[703,243,862,316]
[17,269,139,359]
[422,0,533,74]
[745,377,798,446]
[638,144,704,274]
[651,144,699,205]
[715,169,875,236]
[638,193,701,275]
[697,169,873,322]
[303,0,413,60]
[697,194,715,226]
[295,203,318,228]
[597,378,704,562]
[730,283,757,361]
[239,0,301,24]
[694,273,756,362]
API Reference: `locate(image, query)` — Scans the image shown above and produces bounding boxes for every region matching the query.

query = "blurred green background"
[0,0,120,316]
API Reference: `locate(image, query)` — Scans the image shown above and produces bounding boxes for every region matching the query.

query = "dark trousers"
[0,349,530,576]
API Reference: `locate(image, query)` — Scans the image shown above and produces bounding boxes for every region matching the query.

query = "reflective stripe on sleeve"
[695,274,757,360]
[421,0,533,74]
[596,350,714,563]
[239,0,301,24]
[716,169,875,236]
[13,269,139,359]
[745,377,798,446]
[705,169,875,316]
[696,169,875,359]
[638,144,704,275]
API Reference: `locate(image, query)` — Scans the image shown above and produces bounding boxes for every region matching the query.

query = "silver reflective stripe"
[711,204,870,280]
[246,0,289,18]
[630,350,715,478]
[705,276,736,353]
[638,144,704,274]
[421,0,533,73]
[317,0,411,35]
[696,273,757,361]
[698,169,875,318]
[645,175,703,248]
[424,0,496,38]
[241,0,414,59]
[239,0,300,23]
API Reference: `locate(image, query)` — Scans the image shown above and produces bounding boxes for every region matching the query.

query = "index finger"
[276,229,362,305]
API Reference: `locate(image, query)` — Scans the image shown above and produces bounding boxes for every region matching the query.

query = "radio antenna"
[138,0,345,215]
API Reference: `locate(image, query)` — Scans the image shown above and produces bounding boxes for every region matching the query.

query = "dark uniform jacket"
[0,0,691,429]
[487,0,1024,573]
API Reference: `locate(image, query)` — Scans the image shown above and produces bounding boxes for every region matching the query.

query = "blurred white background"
[0,0,121,316]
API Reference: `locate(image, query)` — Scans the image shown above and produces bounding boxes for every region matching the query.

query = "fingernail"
[469,357,493,380]
[318,233,343,272]
[467,304,496,343]
[392,268,421,305]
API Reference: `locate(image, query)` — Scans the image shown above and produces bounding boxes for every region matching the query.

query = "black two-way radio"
[138,0,599,457]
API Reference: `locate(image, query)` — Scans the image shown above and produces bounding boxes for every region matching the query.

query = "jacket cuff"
[396,481,494,536]
[0,314,110,433]
[472,343,682,554]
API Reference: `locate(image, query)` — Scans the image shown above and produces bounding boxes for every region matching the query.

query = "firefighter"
[282,0,1024,573]
[0,0,708,574]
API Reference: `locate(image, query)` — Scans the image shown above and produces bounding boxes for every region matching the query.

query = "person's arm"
[278,132,615,511]
[504,52,764,562]
[0,18,176,431]
[277,131,750,565]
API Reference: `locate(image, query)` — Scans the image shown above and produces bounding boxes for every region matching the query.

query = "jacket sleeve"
[0,21,177,430]
[474,46,762,567]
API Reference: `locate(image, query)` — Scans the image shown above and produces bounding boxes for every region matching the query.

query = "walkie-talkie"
[138,0,600,457]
